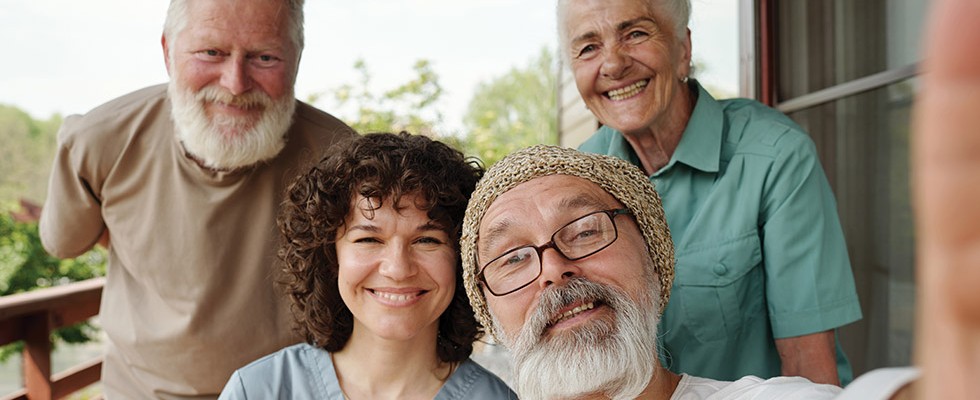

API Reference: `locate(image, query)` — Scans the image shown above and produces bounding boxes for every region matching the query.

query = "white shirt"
[671,374,842,399]
[835,367,919,400]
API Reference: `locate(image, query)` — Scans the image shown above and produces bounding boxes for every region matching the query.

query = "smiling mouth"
[605,80,649,101]
[213,101,261,111]
[369,289,426,302]
[548,301,597,326]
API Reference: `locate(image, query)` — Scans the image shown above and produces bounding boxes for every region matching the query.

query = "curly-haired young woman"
[219,132,515,399]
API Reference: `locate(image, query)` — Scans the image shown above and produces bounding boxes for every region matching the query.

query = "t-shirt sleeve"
[39,115,108,258]
[760,132,862,338]
[217,370,248,400]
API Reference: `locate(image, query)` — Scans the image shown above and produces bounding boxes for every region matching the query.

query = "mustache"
[522,277,620,339]
[195,86,271,109]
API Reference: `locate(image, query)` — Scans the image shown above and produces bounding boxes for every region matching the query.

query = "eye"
[557,214,608,246]
[501,249,533,267]
[562,227,601,246]
[195,49,225,61]
[627,30,648,39]
[352,236,382,244]
[415,236,446,246]
[576,44,598,59]
[251,54,281,68]
[624,28,655,46]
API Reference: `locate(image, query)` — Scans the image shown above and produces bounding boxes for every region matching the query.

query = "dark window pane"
[775,0,927,101]
[787,78,918,374]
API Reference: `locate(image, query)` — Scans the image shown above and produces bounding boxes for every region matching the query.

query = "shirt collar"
[655,80,723,175]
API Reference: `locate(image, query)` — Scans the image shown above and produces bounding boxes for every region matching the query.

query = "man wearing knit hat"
[461,145,842,399]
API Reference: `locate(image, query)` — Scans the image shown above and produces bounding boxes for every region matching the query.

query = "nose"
[378,245,418,281]
[219,58,252,95]
[538,247,581,289]
[599,45,632,80]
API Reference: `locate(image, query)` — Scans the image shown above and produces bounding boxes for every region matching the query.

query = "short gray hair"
[556,0,691,60]
[163,0,306,53]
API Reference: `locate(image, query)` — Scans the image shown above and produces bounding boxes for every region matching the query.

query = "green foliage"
[461,46,558,166]
[306,50,559,168]
[310,59,444,136]
[0,205,107,362]
[0,105,61,205]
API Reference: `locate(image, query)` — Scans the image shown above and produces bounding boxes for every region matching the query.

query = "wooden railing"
[0,278,104,400]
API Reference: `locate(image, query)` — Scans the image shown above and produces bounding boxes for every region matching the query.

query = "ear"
[676,28,693,79]
[162,34,172,76]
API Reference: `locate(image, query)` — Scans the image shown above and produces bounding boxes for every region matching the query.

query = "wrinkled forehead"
[477,175,623,245]
[182,0,294,41]
[345,191,444,225]
[559,0,660,32]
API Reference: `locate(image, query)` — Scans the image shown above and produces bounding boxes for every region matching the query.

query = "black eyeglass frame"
[476,208,632,296]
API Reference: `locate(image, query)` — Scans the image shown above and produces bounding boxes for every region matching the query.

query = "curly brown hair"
[278,132,485,363]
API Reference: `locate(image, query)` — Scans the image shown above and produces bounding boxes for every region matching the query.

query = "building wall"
[557,64,597,148]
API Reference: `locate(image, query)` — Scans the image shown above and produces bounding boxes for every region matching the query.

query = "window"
[767,0,926,374]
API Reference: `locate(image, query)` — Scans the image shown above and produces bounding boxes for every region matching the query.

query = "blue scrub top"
[218,343,517,399]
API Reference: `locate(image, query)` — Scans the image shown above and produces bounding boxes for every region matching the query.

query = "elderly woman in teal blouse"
[218,132,515,399]
[559,0,862,386]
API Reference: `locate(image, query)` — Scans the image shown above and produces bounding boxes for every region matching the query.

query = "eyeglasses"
[477,209,632,296]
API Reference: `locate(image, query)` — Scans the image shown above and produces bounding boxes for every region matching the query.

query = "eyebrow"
[556,194,608,212]
[616,17,656,33]
[417,221,447,233]
[346,224,380,234]
[480,217,518,259]
[345,221,446,235]
[571,30,600,47]
[479,193,610,258]
[571,17,657,45]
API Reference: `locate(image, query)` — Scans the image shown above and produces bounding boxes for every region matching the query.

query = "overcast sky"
[0,0,738,134]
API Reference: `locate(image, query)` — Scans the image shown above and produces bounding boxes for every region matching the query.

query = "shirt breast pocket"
[671,231,764,344]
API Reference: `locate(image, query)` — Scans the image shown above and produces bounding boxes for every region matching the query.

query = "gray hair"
[163,0,306,53]
[556,0,691,60]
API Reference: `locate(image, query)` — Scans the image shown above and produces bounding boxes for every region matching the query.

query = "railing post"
[23,313,53,400]
[1,278,105,399]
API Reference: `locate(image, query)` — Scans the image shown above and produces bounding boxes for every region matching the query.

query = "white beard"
[167,80,296,170]
[499,277,661,400]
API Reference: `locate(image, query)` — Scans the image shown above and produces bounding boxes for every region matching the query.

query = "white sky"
[0,0,738,134]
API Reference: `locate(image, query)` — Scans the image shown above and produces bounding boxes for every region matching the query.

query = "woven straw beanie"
[460,145,675,341]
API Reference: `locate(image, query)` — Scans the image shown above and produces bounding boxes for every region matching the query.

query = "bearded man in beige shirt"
[39,0,353,398]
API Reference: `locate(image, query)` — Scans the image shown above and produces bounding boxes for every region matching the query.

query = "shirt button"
[713,263,728,276]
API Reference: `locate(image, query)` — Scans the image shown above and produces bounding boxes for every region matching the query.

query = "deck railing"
[0,278,104,400]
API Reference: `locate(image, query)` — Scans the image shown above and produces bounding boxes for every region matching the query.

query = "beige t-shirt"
[40,84,353,399]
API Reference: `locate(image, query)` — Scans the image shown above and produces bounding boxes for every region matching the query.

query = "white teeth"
[550,302,596,325]
[606,80,649,101]
[376,291,416,302]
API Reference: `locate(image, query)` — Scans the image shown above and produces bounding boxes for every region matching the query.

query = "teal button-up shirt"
[579,81,862,383]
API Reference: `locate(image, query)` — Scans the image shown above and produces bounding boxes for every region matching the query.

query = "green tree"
[0,105,106,361]
[0,105,61,205]
[461,46,558,166]
[0,206,107,361]
[309,59,444,137]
